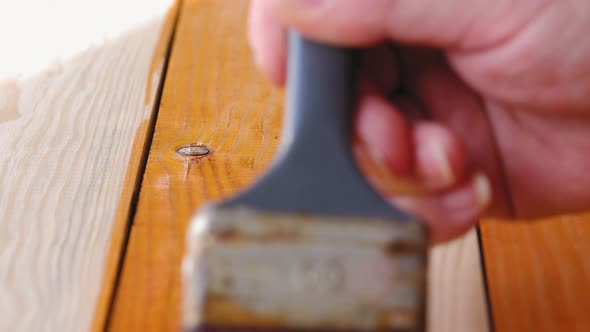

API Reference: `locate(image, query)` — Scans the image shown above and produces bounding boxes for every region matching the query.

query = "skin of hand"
[248,0,590,243]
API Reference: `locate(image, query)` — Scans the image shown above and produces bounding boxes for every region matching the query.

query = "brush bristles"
[183,206,427,332]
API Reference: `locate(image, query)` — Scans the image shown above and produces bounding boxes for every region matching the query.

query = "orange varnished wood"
[107,0,284,330]
[481,214,590,332]
[107,1,491,331]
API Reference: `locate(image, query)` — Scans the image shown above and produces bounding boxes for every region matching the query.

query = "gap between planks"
[92,1,182,332]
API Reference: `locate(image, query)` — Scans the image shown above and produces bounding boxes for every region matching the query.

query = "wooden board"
[107,1,490,331]
[0,1,176,331]
[428,229,490,332]
[481,213,590,332]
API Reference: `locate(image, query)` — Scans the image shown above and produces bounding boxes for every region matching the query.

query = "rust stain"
[203,294,285,328]
[212,227,239,240]
[145,0,180,105]
[0,80,21,123]
[378,309,421,331]
[382,239,427,256]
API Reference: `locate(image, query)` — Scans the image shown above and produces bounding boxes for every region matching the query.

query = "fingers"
[257,0,499,48]
[392,173,492,243]
[249,0,537,87]
[259,0,392,46]
[248,0,287,84]
[414,122,467,190]
[250,0,402,88]
[398,48,513,218]
[247,0,487,90]
[355,91,468,192]
[354,90,490,242]
[249,1,499,242]
[355,91,413,176]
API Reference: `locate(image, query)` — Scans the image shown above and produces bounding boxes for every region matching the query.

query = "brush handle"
[223,31,412,220]
[281,31,356,156]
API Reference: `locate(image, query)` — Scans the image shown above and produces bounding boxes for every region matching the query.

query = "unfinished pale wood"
[0,1,175,331]
[428,229,490,332]
[90,4,180,331]
[108,1,490,331]
[481,213,590,332]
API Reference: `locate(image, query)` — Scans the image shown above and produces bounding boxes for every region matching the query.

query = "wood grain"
[428,229,490,332]
[481,213,590,332]
[91,3,180,332]
[0,1,175,331]
[107,1,282,330]
[107,1,490,331]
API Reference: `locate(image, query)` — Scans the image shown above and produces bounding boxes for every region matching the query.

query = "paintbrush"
[182,31,428,332]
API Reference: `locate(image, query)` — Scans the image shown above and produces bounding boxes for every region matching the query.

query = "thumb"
[265,0,540,51]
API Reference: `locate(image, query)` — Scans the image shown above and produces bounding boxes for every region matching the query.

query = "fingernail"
[442,172,491,221]
[473,172,491,208]
[429,140,454,185]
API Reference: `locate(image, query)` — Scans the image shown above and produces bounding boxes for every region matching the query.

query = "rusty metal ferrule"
[183,206,427,332]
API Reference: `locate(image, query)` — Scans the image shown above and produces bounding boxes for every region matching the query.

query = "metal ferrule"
[183,206,427,332]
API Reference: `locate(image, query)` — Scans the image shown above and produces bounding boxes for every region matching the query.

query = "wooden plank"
[0,1,176,331]
[427,229,490,332]
[481,213,590,332]
[108,1,490,331]
[91,4,180,332]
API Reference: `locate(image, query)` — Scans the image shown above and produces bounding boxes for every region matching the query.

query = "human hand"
[248,0,590,242]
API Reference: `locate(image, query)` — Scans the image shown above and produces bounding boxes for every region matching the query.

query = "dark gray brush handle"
[223,32,413,221]
[281,31,356,157]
